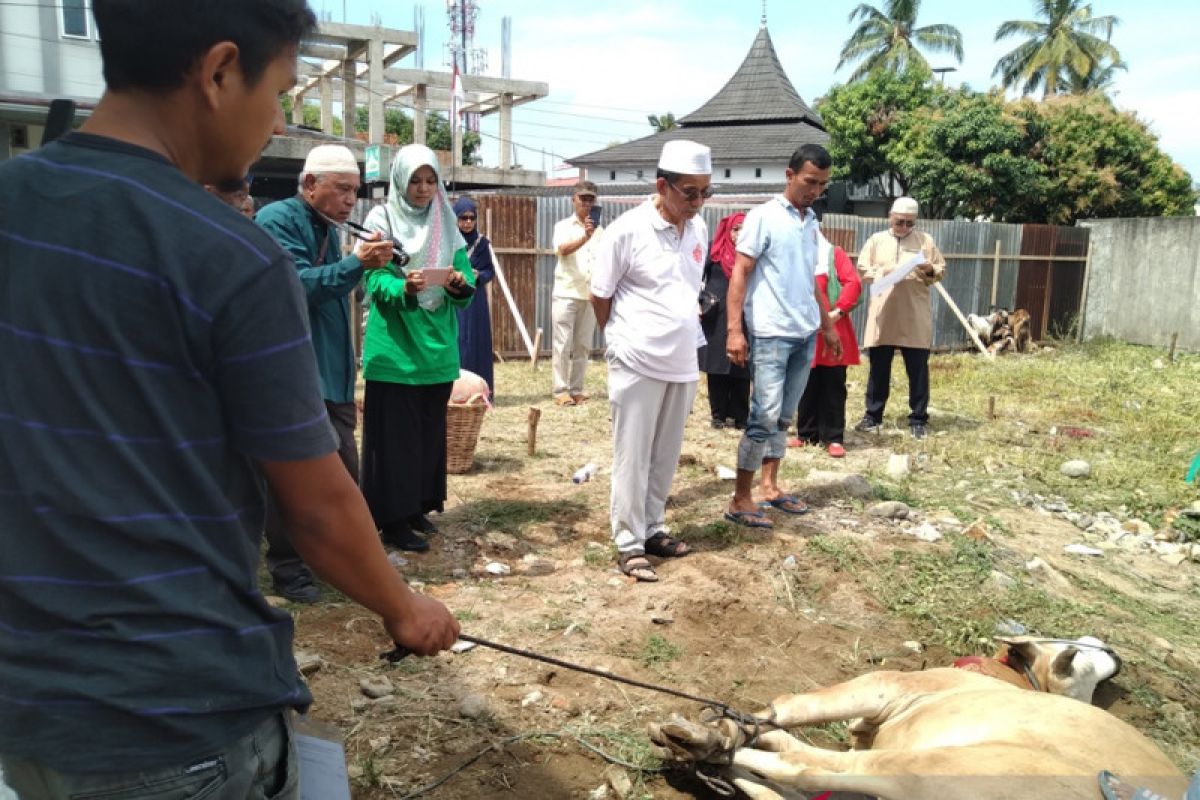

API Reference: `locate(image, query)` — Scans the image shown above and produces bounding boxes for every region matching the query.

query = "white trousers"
[551,296,596,395]
[607,355,698,554]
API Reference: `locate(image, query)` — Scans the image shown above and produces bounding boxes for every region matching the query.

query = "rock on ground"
[1060,460,1091,478]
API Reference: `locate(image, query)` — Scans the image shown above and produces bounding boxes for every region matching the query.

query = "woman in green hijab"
[361,144,476,552]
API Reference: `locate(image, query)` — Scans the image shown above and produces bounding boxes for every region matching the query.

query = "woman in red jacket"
[792,235,862,457]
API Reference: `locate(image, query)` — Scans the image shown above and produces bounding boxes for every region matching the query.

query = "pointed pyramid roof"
[679,26,823,128]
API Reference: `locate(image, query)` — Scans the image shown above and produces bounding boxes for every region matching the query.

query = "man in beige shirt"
[551,180,604,405]
[855,197,946,439]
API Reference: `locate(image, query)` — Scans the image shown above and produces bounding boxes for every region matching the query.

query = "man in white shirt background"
[551,181,604,406]
[589,141,713,583]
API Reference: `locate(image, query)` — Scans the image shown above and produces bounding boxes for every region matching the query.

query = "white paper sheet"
[869,253,926,297]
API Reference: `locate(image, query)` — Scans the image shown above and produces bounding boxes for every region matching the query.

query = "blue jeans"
[737,334,816,472]
[1,712,297,800]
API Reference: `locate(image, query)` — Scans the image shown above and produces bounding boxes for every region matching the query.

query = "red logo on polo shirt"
[692,244,703,263]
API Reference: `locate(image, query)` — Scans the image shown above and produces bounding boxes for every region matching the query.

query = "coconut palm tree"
[647,113,678,133]
[994,0,1122,97]
[1065,55,1125,94]
[836,0,964,83]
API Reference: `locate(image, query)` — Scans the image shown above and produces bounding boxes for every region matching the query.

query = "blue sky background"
[319,1,1199,182]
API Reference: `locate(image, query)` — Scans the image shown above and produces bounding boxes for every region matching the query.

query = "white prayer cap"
[302,144,360,175]
[891,196,919,216]
[657,140,712,175]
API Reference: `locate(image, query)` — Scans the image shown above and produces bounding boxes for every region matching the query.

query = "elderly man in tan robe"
[854,197,946,439]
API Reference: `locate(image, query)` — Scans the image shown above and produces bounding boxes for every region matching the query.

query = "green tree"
[836,0,963,83]
[647,112,678,132]
[1010,94,1195,222]
[1064,55,1124,94]
[891,89,1045,220]
[816,66,935,197]
[994,0,1122,97]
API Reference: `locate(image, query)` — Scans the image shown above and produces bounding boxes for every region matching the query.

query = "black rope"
[383,634,752,717]
[381,634,780,796]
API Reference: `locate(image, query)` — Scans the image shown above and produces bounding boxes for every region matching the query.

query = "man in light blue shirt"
[725,144,842,528]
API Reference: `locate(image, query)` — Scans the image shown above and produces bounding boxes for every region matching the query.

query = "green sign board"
[364,144,381,182]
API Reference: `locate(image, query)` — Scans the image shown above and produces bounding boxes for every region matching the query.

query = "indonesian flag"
[451,65,465,134]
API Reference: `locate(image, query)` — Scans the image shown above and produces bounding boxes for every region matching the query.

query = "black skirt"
[360,380,453,528]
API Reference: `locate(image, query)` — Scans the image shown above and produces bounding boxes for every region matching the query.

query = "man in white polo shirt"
[725,144,842,529]
[590,140,713,582]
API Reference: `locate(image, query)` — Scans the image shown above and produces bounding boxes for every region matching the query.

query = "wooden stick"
[987,396,996,420]
[531,327,543,369]
[526,406,541,456]
[1168,333,1179,364]
[485,208,536,359]
[934,282,991,358]
[990,240,1001,308]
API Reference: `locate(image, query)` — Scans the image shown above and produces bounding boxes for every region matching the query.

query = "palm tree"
[994,0,1122,97]
[1064,55,1125,94]
[647,113,678,133]
[836,0,964,83]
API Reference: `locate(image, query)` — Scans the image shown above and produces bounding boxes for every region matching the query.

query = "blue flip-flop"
[1099,770,1171,800]
[724,510,774,529]
[758,493,810,515]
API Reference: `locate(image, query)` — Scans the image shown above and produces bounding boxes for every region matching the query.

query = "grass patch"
[455,498,587,536]
[638,634,682,667]
[807,534,1092,652]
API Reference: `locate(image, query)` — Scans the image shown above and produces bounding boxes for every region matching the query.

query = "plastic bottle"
[572,463,598,484]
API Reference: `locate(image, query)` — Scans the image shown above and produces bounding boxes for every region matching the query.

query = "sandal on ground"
[759,493,810,515]
[645,531,691,558]
[723,509,774,529]
[618,552,658,582]
[1098,771,1171,800]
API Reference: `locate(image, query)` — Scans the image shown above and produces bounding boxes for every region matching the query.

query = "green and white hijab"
[366,143,465,310]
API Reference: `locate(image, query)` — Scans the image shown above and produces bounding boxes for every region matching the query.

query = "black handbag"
[698,288,720,323]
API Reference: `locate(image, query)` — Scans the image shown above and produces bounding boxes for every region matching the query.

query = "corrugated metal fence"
[356,193,1089,357]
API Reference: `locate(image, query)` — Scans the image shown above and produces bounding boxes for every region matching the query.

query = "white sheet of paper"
[869,253,926,297]
[296,730,352,800]
[420,267,451,287]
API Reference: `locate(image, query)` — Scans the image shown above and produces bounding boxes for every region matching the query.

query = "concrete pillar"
[413,84,427,145]
[341,58,357,138]
[368,38,384,144]
[499,92,513,169]
[320,75,334,134]
[290,90,304,125]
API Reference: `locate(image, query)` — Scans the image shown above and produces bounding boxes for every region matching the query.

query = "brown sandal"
[618,552,658,582]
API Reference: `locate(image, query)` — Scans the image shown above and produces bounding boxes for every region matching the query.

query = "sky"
[319,0,1200,181]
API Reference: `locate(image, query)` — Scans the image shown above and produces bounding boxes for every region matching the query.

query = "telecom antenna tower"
[445,0,486,132]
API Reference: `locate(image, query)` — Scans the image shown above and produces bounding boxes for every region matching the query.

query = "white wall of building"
[587,163,782,185]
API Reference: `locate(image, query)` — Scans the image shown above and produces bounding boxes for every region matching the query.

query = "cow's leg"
[760,669,970,729]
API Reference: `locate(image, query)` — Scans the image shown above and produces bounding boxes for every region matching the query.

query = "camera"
[390,238,411,267]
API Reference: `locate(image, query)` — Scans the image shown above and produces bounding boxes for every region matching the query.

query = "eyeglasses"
[892,218,916,228]
[458,215,476,221]
[666,181,715,202]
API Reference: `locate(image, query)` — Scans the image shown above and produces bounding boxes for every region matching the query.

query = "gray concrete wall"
[1080,217,1200,352]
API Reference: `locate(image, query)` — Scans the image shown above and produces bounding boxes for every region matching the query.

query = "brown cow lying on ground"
[649,637,1185,800]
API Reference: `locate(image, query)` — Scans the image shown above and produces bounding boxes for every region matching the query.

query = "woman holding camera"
[360,145,476,552]
[697,211,751,429]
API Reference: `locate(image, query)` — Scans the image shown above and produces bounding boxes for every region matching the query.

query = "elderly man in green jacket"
[256,144,393,602]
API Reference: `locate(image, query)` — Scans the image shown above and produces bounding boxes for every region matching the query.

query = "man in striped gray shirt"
[0,2,458,797]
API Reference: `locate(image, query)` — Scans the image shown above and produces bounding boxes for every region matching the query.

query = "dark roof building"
[566,25,829,193]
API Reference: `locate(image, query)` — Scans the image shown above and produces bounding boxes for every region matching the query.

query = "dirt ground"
[281,352,1200,800]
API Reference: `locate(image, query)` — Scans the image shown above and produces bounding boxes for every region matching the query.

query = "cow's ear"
[1051,647,1080,678]
[996,636,1040,667]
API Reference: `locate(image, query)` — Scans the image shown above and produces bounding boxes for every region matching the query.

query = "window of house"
[61,0,90,38]
[724,168,731,179]
[755,167,762,178]
[609,170,616,181]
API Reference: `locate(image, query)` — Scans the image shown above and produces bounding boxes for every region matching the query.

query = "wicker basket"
[445,401,487,474]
